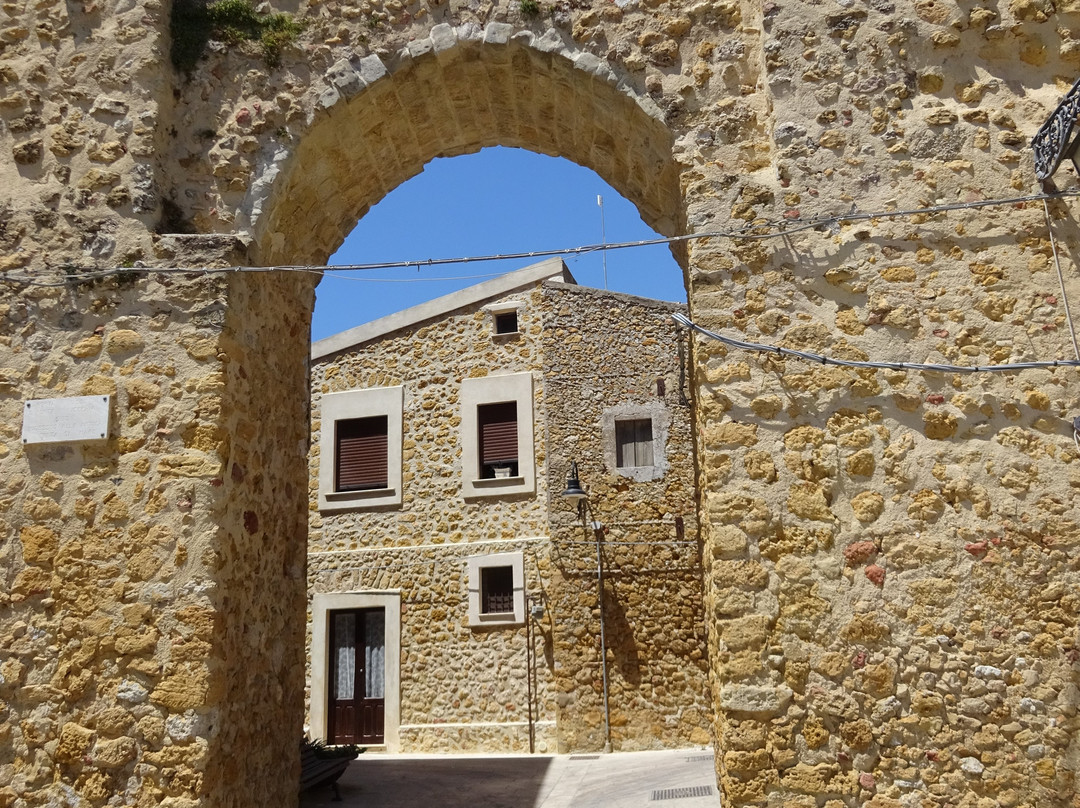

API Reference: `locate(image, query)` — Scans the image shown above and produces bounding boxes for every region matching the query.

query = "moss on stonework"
[170,0,304,75]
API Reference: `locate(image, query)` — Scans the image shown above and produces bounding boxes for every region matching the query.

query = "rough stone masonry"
[0,0,1078,807]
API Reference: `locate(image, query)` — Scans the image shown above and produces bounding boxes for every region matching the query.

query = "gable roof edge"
[312,257,574,360]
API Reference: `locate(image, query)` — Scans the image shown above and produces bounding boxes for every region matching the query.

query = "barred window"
[481,566,514,614]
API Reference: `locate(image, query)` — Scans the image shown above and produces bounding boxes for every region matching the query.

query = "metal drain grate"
[570,755,600,760]
[651,785,715,801]
[685,755,713,762]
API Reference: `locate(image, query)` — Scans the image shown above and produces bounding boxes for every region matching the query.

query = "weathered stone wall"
[683,3,1080,806]
[0,0,172,268]
[309,282,559,752]
[538,283,711,752]
[0,235,315,807]
[3,0,1080,804]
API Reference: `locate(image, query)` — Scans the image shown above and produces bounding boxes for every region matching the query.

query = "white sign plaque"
[22,395,112,445]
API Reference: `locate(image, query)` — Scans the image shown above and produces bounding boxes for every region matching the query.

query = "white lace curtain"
[334,610,385,700]
[334,612,356,700]
[365,610,385,700]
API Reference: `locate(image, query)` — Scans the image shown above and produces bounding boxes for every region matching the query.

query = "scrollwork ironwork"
[1033,76,1080,181]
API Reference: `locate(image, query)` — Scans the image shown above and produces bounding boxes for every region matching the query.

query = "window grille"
[481,566,514,614]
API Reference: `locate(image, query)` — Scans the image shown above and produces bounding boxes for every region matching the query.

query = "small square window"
[481,566,514,614]
[336,415,389,491]
[478,401,518,478]
[467,551,525,626]
[615,418,654,469]
[494,311,518,334]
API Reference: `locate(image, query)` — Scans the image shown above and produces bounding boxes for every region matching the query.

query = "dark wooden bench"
[300,739,361,802]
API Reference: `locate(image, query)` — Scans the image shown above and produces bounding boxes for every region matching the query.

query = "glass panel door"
[328,608,385,745]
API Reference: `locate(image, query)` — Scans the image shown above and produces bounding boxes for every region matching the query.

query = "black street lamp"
[559,460,612,753]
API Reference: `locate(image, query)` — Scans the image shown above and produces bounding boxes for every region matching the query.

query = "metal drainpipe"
[593,518,612,754]
[526,595,535,754]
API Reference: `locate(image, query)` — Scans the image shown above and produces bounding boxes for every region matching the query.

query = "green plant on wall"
[519,0,541,17]
[171,0,304,75]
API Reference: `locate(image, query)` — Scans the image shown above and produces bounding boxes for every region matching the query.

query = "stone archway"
[5,3,1080,808]
[249,23,700,759]
[246,25,684,269]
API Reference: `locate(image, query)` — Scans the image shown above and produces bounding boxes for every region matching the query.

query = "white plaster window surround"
[602,402,671,482]
[460,372,536,497]
[318,386,403,511]
[483,300,524,336]
[309,591,401,751]
[466,552,525,626]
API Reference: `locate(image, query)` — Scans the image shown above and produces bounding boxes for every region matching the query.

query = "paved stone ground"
[300,748,721,808]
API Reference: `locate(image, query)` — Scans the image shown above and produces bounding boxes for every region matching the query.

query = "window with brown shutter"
[335,415,389,491]
[615,418,654,469]
[477,401,518,478]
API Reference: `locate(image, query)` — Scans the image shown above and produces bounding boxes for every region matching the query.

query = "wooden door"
[327,608,385,745]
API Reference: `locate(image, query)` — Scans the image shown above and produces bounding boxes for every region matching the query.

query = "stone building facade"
[306,258,710,754]
[2,0,1080,806]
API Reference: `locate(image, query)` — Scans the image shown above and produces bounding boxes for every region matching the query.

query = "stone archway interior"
[252,32,683,270]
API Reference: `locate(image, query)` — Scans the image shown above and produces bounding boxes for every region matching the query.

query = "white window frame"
[466,552,525,627]
[309,591,401,750]
[602,403,671,482]
[460,373,535,498]
[318,386,403,511]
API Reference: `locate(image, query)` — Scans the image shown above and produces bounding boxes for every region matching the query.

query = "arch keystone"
[431,22,457,53]
[484,21,513,44]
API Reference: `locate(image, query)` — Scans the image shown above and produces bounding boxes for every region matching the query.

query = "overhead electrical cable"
[2,189,1079,287]
[1040,195,1080,451]
[673,313,1080,374]
[1043,197,1080,362]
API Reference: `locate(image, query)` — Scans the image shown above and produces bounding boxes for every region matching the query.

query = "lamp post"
[561,461,612,753]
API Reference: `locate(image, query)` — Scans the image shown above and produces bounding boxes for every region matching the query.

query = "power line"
[1043,197,1080,362]
[320,269,507,283]
[3,189,1079,287]
[673,313,1080,374]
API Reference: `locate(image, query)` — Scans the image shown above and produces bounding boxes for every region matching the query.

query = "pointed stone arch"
[246,24,685,269]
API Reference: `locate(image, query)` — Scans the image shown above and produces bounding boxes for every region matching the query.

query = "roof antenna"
[597,195,608,290]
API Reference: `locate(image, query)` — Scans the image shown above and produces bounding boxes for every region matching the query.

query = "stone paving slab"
[300,748,721,808]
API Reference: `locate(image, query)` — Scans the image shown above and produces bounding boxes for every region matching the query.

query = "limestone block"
[92,736,136,768]
[709,421,758,446]
[713,586,755,617]
[712,525,749,559]
[744,451,777,481]
[125,379,161,410]
[68,335,103,357]
[721,615,773,651]
[851,491,884,523]
[55,722,95,762]
[782,762,844,794]
[718,684,794,716]
[841,613,890,644]
[788,483,834,522]
[19,525,57,565]
[150,666,210,712]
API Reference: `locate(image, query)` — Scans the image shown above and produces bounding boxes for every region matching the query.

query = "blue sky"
[313,146,686,342]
